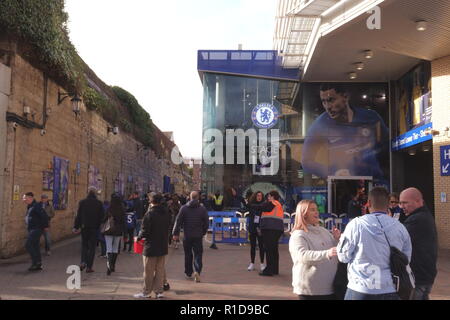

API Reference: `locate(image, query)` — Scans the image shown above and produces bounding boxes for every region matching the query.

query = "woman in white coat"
[289,200,341,300]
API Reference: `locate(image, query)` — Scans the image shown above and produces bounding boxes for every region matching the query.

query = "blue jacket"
[26,200,49,231]
[337,212,412,295]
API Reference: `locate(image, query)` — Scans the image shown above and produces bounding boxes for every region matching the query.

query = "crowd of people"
[21,184,438,300]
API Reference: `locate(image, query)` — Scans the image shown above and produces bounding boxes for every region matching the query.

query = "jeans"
[261,229,283,275]
[43,229,51,252]
[413,284,433,300]
[81,228,98,269]
[135,220,142,236]
[26,229,43,266]
[249,232,265,264]
[105,235,122,253]
[344,288,400,300]
[124,228,135,251]
[183,237,203,276]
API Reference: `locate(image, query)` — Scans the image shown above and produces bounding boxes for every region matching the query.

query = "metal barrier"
[211,217,249,244]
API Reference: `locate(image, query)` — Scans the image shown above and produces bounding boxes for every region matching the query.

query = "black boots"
[107,253,118,275]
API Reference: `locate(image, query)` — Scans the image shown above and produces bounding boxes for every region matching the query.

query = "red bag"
[134,239,145,254]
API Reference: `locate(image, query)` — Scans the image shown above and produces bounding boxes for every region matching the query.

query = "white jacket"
[289,226,338,296]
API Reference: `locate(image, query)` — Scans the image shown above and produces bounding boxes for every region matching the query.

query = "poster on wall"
[88,165,103,195]
[42,171,54,191]
[397,62,432,136]
[53,156,69,210]
[300,82,390,187]
[114,172,124,196]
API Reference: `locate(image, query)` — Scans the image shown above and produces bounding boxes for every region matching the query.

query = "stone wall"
[0,47,185,258]
[432,55,450,249]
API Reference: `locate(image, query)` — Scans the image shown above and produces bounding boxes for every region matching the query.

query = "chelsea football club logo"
[251,103,279,129]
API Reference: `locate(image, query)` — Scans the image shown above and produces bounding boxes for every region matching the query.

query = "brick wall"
[0,50,182,258]
[432,55,450,249]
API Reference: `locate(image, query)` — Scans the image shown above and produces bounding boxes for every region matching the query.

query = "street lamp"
[58,90,82,115]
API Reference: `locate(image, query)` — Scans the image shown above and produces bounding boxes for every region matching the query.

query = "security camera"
[40,129,46,136]
[12,122,18,129]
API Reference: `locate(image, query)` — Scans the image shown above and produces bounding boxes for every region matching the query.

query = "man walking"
[337,187,412,300]
[40,194,55,256]
[73,187,104,273]
[399,187,438,300]
[173,191,209,283]
[23,192,49,271]
[134,193,170,299]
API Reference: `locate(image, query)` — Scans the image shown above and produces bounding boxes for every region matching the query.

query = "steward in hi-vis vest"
[212,192,224,211]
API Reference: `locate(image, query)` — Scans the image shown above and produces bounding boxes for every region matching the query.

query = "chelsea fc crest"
[251,103,279,129]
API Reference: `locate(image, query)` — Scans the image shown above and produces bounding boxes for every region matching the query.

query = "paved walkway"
[0,236,449,300]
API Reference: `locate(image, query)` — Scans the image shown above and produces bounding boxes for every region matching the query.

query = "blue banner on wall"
[392,122,432,151]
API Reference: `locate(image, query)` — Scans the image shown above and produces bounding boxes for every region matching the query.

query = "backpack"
[376,216,415,300]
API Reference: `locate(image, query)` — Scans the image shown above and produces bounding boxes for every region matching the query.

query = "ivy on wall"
[0,0,85,92]
[0,0,155,149]
[112,86,154,147]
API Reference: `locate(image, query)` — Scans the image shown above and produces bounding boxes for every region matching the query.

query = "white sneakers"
[133,292,151,299]
[194,272,201,283]
[156,293,164,299]
[260,263,266,271]
[247,263,255,271]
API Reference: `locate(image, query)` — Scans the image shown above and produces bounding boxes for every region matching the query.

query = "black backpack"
[376,216,415,300]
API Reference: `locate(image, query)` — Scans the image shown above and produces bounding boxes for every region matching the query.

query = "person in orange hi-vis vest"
[247,190,284,276]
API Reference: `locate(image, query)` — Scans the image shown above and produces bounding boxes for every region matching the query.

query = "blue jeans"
[344,288,400,300]
[183,237,203,276]
[104,235,122,253]
[26,229,43,266]
[413,284,432,300]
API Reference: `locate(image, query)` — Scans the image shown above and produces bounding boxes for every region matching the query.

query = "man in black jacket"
[73,187,104,273]
[400,187,438,300]
[23,192,49,271]
[134,193,170,299]
[173,191,209,283]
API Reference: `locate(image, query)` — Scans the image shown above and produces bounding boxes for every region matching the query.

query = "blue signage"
[440,145,450,176]
[392,122,433,151]
[251,103,279,129]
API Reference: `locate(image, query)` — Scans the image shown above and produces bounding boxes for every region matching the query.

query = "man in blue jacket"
[23,192,49,271]
[400,187,438,300]
[337,187,412,300]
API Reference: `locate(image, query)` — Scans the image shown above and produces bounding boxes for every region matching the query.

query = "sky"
[65,0,278,159]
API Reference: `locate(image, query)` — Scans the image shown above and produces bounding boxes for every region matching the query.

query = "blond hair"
[291,200,317,233]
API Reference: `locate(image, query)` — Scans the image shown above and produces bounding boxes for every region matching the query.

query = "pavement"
[0,235,449,300]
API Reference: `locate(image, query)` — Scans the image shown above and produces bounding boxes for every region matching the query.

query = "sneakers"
[247,263,255,271]
[156,293,164,299]
[86,268,95,273]
[185,274,193,280]
[163,283,170,291]
[260,263,266,271]
[194,272,201,283]
[28,264,43,272]
[133,292,151,299]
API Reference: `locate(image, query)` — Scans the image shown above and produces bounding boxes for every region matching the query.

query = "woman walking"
[289,200,341,300]
[102,193,126,276]
[245,191,266,272]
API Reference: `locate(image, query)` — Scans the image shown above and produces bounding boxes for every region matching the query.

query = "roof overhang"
[274,0,450,81]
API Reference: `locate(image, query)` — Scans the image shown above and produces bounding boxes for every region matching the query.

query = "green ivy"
[0,0,85,91]
[112,86,154,147]
[120,118,132,132]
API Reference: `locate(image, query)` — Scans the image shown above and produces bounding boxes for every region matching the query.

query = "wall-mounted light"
[416,20,427,31]
[349,72,357,80]
[23,105,31,116]
[362,94,368,99]
[422,145,431,152]
[58,90,82,115]
[364,50,374,59]
[107,126,119,135]
[408,149,416,156]
[355,62,364,70]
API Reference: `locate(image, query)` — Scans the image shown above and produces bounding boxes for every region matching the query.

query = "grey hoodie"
[337,212,412,295]
[172,200,209,239]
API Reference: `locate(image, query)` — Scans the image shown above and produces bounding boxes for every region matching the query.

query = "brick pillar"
[431,55,450,249]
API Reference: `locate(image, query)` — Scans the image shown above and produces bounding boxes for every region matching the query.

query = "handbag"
[376,216,415,300]
[100,214,115,235]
